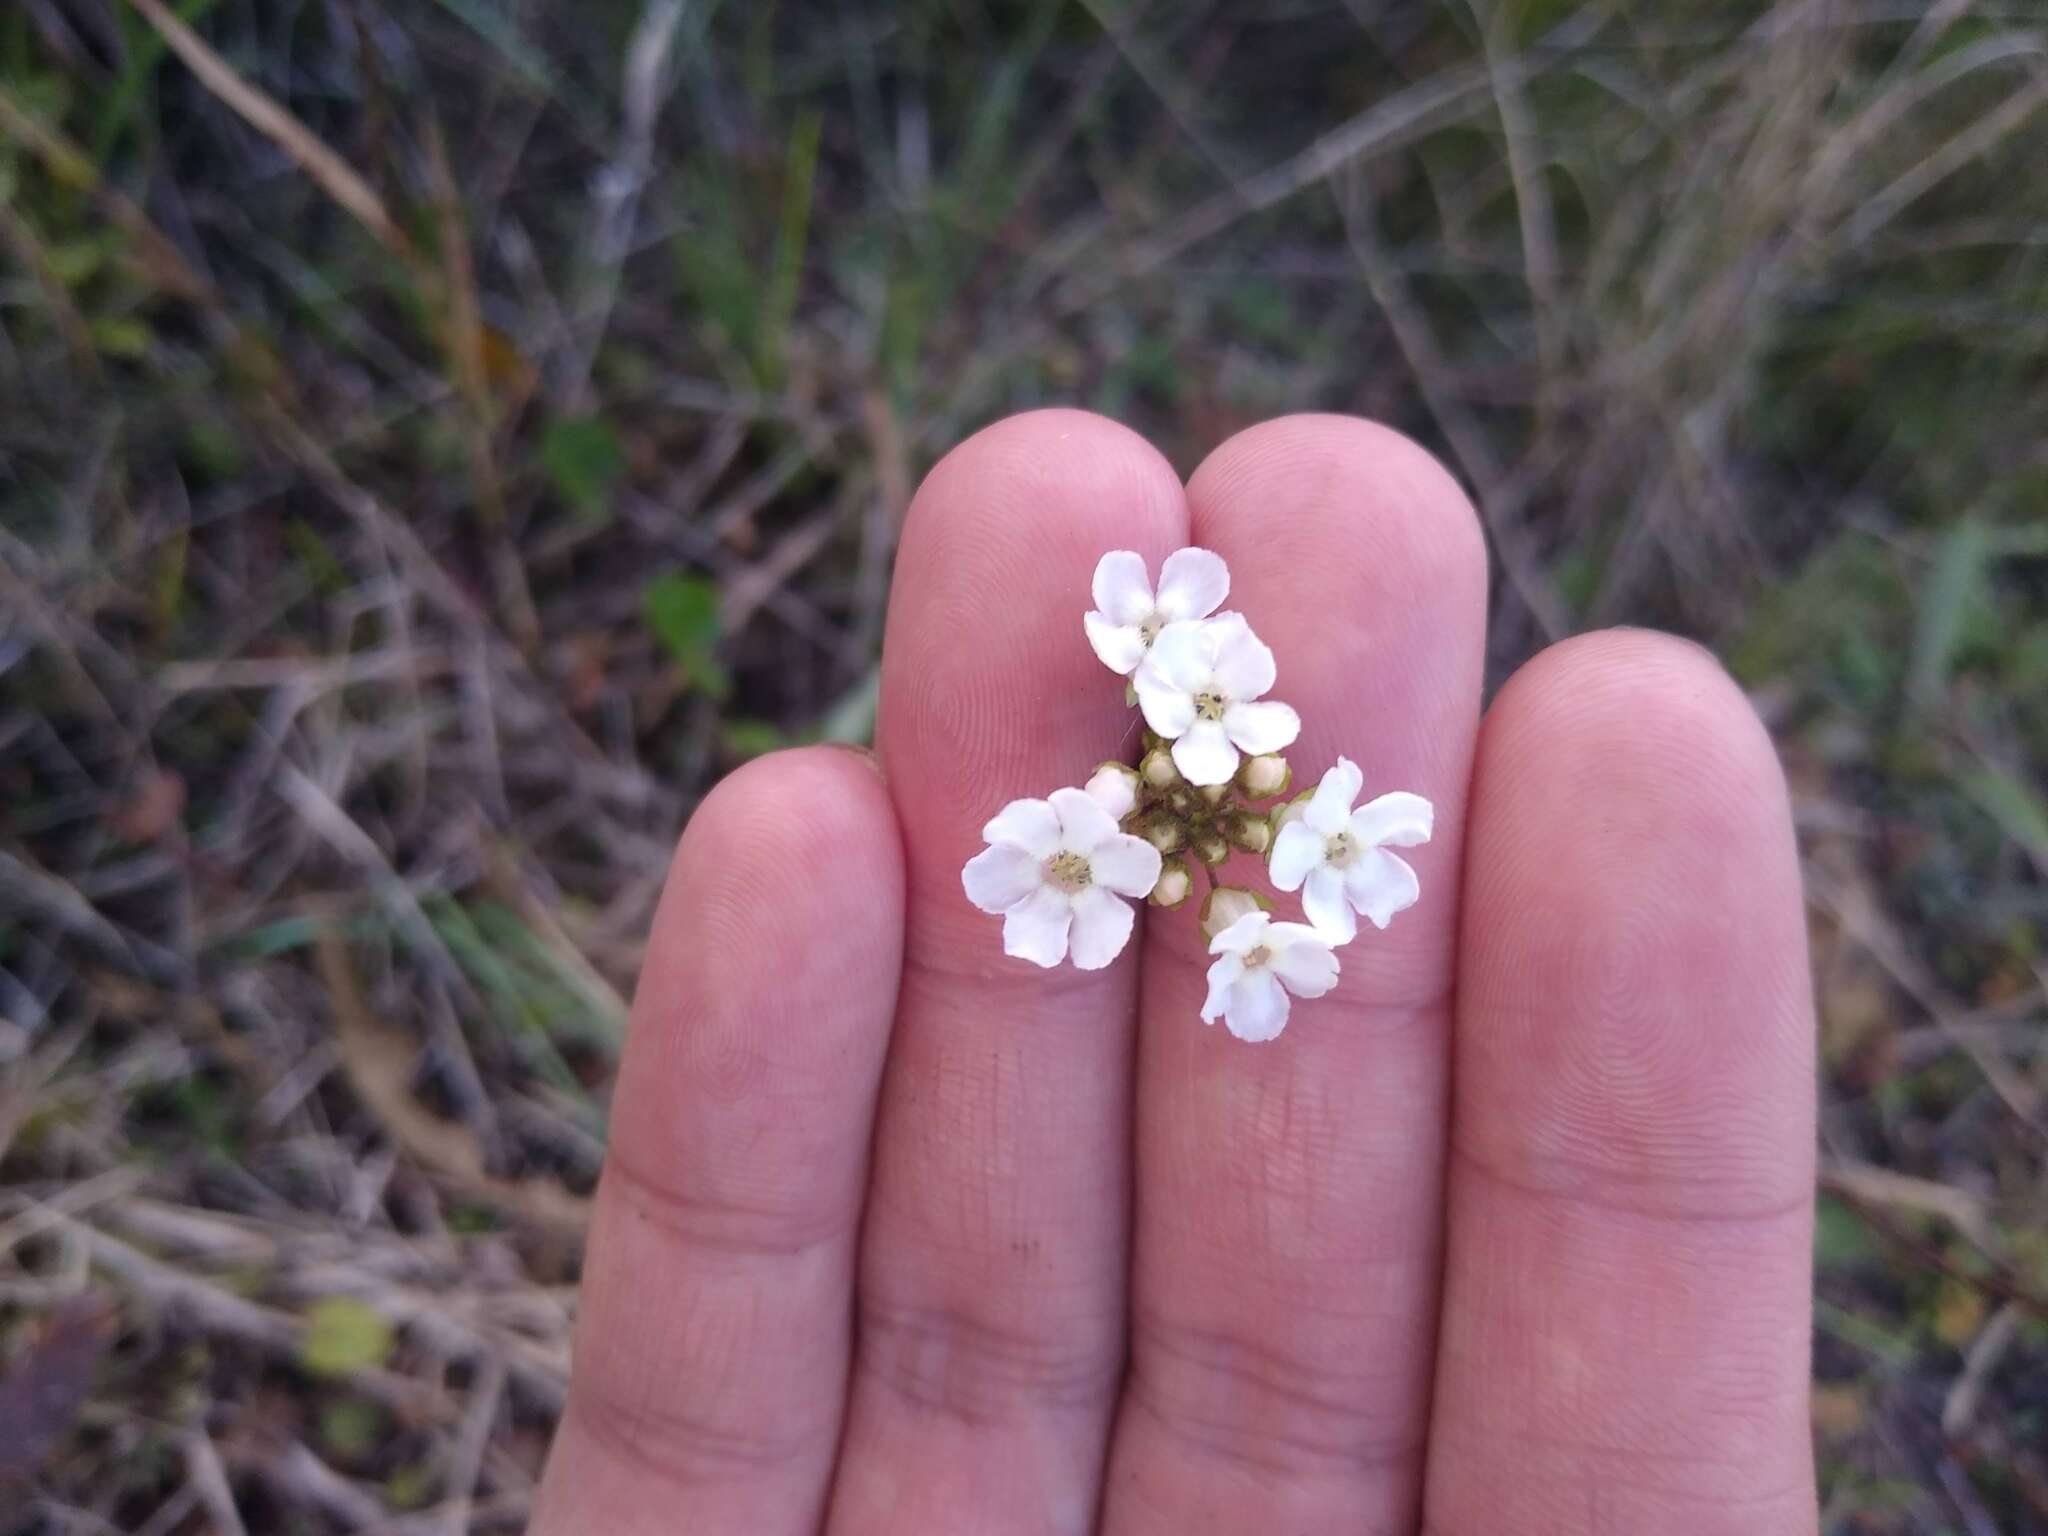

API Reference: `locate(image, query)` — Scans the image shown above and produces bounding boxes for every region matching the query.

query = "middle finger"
[1101,415,1487,1531]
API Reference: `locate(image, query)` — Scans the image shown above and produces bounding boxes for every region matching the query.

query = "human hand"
[530,411,1817,1535]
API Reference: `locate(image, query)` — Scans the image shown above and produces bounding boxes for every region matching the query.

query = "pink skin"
[529,411,1817,1536]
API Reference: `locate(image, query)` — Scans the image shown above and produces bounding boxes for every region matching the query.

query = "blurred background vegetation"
[1,0,2045,1530]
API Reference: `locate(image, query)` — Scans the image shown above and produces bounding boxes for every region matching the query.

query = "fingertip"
[1187,413,1487,609]
[1462,626,1814,1216]
[916,407,1181,522]
[893,409,1186,645]
[1173,411,1488,1005]
[880,408,1191,881]
[636,744,905,1100]
[1474,627,1795,903]
[676,743,902,914]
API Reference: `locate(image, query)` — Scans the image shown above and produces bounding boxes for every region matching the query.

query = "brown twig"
[423,115,538,653]
[124,0,416,263]
[314,928,593,1244]
[1821,1163,2048,1320]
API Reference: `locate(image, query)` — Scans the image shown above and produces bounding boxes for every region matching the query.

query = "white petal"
[1301,864,1357,945]
[1268,926,1340,999]
[1210,620,1277,700]
[1002,886,1072,967]
[961,845,1040,913]
[1067,887,1136,970]
[1146,620,1216,694]
[1084,612,1149,675]
[1091,550,1154,626]
[1349,791,1434,849]
[1153,547,1229,622]
[981,797,1060,857]
[1208,909,1270,956]
[1089,833,1163,898]
[1345,849,1421,929]
[1084,764,1139,821]
[1304,756,1363,836]
[1134,667,1197,739]
[1267,820,1323,892]
[1172,719,1239,786]
[1201,952,1244,1023]
[1222,699,1299,757]
[1049,786,1120,853]
[1224,969,1291,1042]
[1201,611,1252,648]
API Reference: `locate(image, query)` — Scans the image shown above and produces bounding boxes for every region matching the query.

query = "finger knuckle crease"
[571,1374,815,1486]
[856,1295,1120,1424]
[1449,1138,1810,1227]
[605,1145,853,1260]
[1129,1313,1422,1478]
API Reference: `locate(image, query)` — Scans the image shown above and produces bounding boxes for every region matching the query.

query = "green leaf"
[90,317,153,358]
[286,518,348,597]
[644,572,728,696]
[1962,762,2048,861]
[151,528,188,632]
[425,0,561,97]
[300,1298,395,1377]
[1907,518,1989,712]
[817,667,880,744]
[757,109,823,389]
[1815,1194,1879,1270]
[317,1398,385,1461]
[45,238,111,287]
[541,416,625,520]
[721,720,789,759]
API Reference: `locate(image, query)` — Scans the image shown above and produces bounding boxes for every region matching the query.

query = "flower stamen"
[1044,851,1093,892]
[1193,690,1228,721]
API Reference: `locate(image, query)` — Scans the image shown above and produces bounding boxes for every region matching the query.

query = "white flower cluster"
[962,548,1433,1043]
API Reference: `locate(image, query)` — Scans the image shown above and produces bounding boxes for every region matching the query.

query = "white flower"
[1200,910,1339,1043]
[1268,756,1433,944]
[961,787,1163,969]
[1085,547,1230,675]
[1134,614,1300,787]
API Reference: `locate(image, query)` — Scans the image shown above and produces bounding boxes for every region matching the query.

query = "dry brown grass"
[2,2,2045,1530]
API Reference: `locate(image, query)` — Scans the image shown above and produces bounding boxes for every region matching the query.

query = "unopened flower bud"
[1238,753,1291,799]
[1141,813,1186,855]
[1167,786,1199,819]
[1198,782,1231,807]
[1085,761,1141,822]
[1226,811,1271,855]
[1268,789,1313,843]
[1140,747,1180,789]
[1149,858,1192,908]
[1194,829,1231,868]
[1199,884,1271,941]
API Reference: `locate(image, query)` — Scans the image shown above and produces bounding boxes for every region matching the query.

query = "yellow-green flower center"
[1324,831,1357,868]
[1045,851,1093,893]
[1193,690,1228,721]
[1243,944,1272,968]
